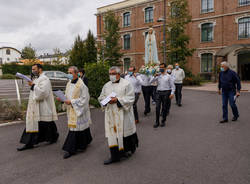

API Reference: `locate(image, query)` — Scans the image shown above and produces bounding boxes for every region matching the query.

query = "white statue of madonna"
[145,28,159,65]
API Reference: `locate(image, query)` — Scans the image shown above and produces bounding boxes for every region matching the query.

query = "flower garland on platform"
[139,64,159,76]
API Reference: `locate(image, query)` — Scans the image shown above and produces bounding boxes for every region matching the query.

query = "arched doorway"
[238,50,250,81]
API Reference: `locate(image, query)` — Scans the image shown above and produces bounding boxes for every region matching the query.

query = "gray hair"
[221,61,230,68]
[69,66,79,74]
[109,66,121,74]
[167,65,173,69]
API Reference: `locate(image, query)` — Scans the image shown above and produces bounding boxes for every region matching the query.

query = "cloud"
[0,0,121,53]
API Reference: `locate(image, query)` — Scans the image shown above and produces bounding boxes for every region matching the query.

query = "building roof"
[97,0,155,14]
[0,47,21,54]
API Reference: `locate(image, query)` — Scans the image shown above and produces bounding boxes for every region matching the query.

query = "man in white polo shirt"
[172,63,185,106]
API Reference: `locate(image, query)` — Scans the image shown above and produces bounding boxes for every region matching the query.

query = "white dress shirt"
[125,74,142,93]
[137,74,151,86]
[149,73,175,94]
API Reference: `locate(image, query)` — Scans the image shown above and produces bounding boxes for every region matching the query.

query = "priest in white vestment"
[18,64,58,151]
[58,66,92,159]
[98,66,139,165]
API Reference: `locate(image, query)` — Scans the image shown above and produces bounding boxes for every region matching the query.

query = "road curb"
[0,112,67,128]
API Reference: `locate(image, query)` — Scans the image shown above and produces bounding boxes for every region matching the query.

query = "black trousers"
[156,90,171,123]
[151,86,157,102]
[133,93,140,121]
[142,86,153,113]
[20,121,59,146]
[175,84,183,105]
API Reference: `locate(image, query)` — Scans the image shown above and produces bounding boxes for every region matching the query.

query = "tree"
[84,30,97,63]
[165,0,195,66]
[21,44,36,59]
[52,48,63,65]
[101,11,123,66]
[69,35,86,68]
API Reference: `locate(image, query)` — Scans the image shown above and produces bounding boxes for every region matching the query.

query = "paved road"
[0,89,250,184]
[0,79,30,102]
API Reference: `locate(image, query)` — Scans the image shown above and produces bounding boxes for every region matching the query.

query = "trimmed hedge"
[0,74,16,79]
[85,62,110,107]
[2,63,69,75]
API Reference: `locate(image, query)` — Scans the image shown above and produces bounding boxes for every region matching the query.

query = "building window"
[6,49,10,55]
[238,17,250,39]
[123,34,131,50]
[171,2,179,17]
[201,0,214,13]
[145,7,153,23]
[124,58,131,72]
[0,58,2,65]
[201,53,213,73]
[239,0,250,6]
[123,12,131,27]
[201,23,213,42]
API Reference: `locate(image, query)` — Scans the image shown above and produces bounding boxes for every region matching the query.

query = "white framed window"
[201,0,214,14]
[123,34,131,50]
[123,12,131,27]
[201,53,213,73]
[123,58,131,72]
[238,17,250,39]
[201,23,214,42]
[145,7,154,23]
[6,49,10,55]
[238,0,250,6]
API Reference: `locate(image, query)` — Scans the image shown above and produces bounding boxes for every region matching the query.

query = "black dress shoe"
[17,145,34,151]
[220,119,228,123]
[178,104,182,107]
[104,158,120,165]
[153,122,159,128]
[160,121,166,127]
[232,117,238,121]
[63,152,72,159]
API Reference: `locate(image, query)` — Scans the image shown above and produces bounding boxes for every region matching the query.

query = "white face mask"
[110,75,117,83]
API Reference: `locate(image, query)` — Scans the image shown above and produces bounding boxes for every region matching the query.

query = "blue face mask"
[159,68,165,73]
[128,71,133,76]
[176,66,179,69]
[220,67,225,72]
[78,73,81,77]
[67,74,74,80]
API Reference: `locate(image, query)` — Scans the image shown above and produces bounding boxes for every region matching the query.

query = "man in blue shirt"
[218,62,241,123]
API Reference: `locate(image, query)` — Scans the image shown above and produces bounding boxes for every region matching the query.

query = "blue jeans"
[222,90,239,120]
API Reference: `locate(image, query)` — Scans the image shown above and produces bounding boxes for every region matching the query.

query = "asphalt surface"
[0,89,250,184]
[0,79,29,101]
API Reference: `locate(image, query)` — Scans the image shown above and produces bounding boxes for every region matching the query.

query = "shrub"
[2,63,69,75]
[84,62,110,106]
[0,74,16,79]
[183,74,202,86]
[0,101,23,121]
[89,97,100,108]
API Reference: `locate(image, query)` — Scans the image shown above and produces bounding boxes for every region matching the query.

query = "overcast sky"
[0,0,120,55]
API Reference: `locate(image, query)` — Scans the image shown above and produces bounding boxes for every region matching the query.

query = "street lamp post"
[158,0,167,65]
[163,0,167,65]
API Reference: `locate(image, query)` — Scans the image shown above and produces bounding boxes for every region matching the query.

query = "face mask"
[220,67,225,72]
[32,71,39,76]
[167,69,172,74]
[128,71,133,76]
[159,68,165,73]
[175,66,179,69]
[67,74,74,80]
[110,75,117,83]
[78,73,81,77]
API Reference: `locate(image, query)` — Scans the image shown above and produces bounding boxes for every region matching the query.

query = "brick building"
[96,0,250,80]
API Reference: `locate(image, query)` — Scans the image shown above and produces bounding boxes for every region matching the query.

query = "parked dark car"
[43,71,69,91]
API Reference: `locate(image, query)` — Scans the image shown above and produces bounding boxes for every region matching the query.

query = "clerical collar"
[71,78,78,84]
[113,79,120,83]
